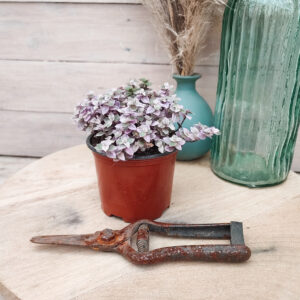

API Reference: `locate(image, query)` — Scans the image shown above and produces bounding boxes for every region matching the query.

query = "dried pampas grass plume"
[142,0,226,76]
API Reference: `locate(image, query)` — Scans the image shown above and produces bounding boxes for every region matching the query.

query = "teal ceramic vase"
[173,74,214,161]
[211,0,300,187]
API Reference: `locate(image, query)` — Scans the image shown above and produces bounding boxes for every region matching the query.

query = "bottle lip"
[172,73,201,80]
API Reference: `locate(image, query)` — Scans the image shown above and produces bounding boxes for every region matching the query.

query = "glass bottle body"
[211,0,300,187]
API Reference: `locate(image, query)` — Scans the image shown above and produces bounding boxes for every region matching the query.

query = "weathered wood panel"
[0,156,37,185]
[0,60,219,113]
[0,146,300,299]
[0,108,299,169]
[0,2,221,66]
[0,111,84,157]
[0,59,299,169]
[0,1,298,171]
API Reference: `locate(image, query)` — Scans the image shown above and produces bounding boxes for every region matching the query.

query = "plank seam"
[0,1,141,4]
[0,58,218,68]
[0,154,41,159]
[0,108,73,115]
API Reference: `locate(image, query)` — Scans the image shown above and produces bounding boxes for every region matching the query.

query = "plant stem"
[175,115,187,132]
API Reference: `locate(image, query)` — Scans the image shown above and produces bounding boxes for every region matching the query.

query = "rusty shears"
[31,219,251,265]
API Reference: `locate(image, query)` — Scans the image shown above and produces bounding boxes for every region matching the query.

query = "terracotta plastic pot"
[87,135,177,222]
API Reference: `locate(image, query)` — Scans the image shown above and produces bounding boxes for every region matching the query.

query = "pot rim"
[86,134,177,161]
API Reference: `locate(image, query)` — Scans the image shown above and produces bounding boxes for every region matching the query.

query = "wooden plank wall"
[0,0,299,171]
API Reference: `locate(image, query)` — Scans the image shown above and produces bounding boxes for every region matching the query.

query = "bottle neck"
[173,74,201,91]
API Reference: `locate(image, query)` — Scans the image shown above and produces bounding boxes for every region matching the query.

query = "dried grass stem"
[143,0,225,76]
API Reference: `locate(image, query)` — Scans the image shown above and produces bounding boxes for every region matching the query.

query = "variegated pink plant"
[74,79,220,161]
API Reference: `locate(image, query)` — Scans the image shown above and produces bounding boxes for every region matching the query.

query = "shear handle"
[118,244,251,265]
[136,221,231,240]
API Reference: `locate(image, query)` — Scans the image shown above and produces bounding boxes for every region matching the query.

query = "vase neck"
[173,74,201,90]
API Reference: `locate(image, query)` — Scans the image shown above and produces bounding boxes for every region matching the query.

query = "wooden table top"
[0,145,300,300]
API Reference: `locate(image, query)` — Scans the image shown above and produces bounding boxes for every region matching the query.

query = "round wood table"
[0,145,300,300]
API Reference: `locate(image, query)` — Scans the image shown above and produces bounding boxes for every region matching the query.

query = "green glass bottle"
[211,0,300,187]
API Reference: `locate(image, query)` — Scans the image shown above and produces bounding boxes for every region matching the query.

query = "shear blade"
[31,234,92,247]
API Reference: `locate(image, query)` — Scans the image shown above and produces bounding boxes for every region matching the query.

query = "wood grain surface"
[0,2,221,66]
[0,110,84,157]
[0,61,218,113]
[0,145,299,299]
[0,156,37,185]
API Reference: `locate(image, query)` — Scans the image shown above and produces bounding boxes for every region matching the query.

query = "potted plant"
[143,0,225,160]
[74,79,219,222]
